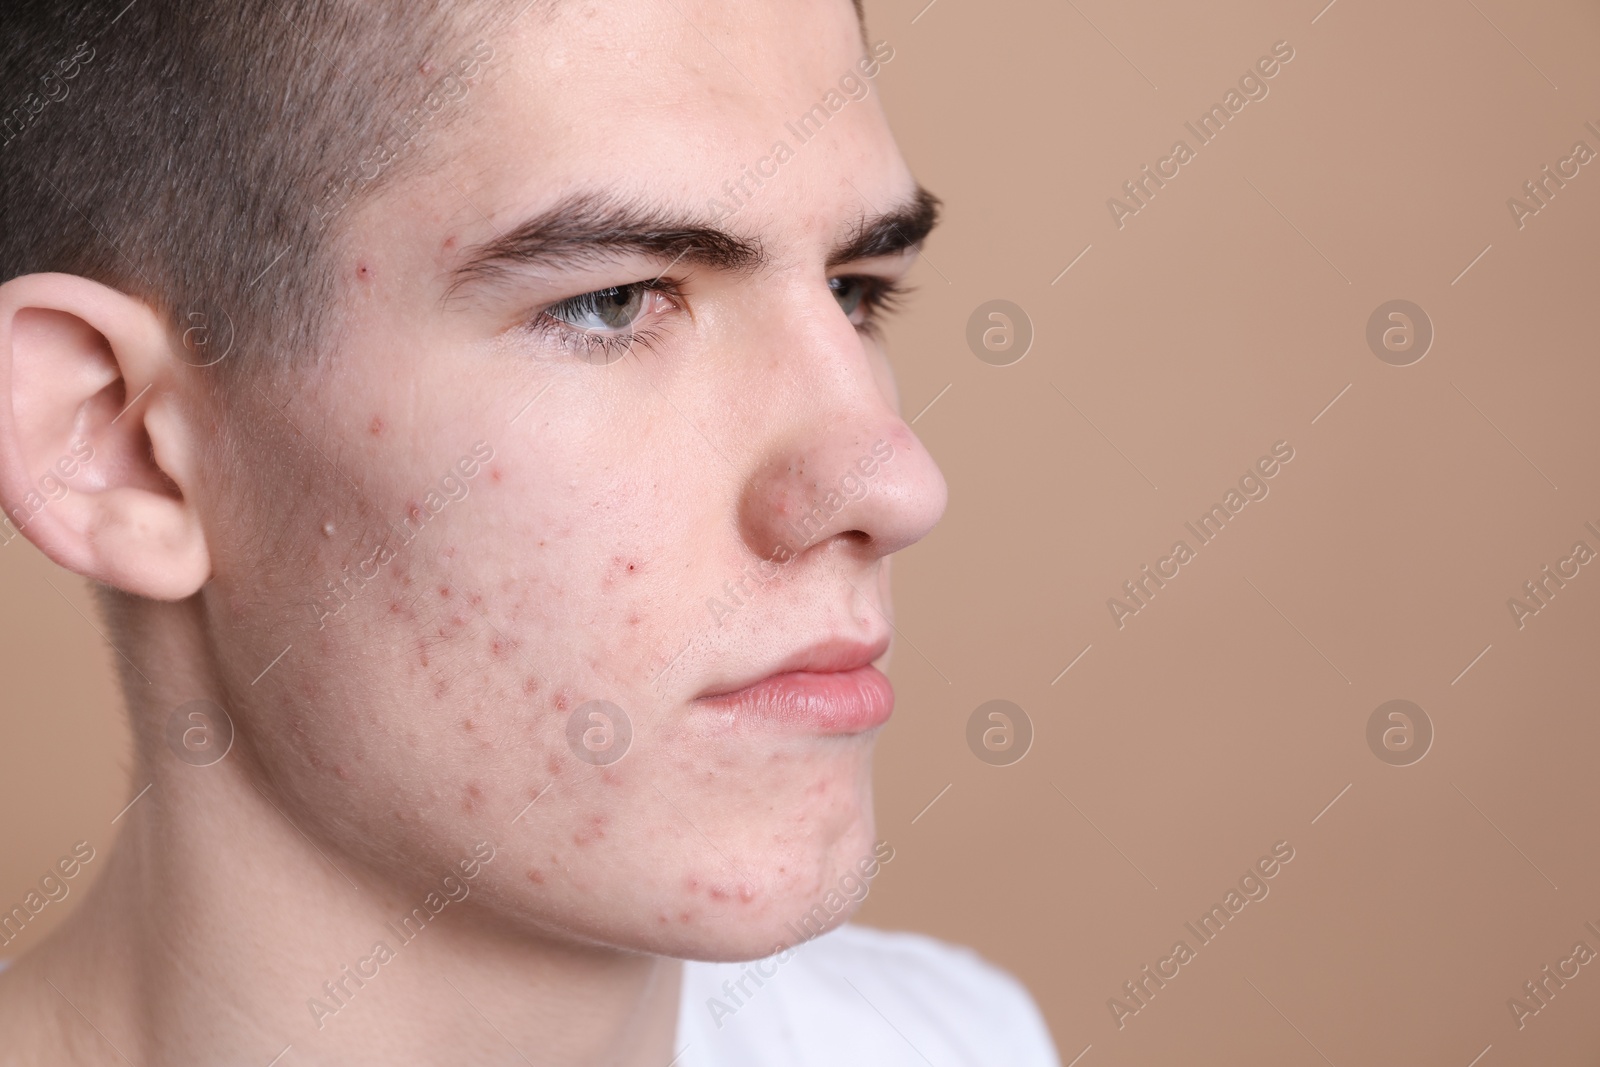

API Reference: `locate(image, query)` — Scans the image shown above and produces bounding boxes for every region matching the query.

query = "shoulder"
[677,925,1061,1066]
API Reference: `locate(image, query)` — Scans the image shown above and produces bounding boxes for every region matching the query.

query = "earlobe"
[0,272,212,599]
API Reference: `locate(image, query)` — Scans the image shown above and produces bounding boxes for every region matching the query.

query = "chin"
[659,806,889,964]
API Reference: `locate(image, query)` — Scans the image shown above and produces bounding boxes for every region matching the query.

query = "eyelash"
[845,277,909,338]
[521,274,910,361]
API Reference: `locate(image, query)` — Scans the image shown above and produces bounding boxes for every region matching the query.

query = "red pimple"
[462,718,475,731]
[489,466,504,484]
[527,869,546,885]
[462,783,484,813]
[439,585,452,599]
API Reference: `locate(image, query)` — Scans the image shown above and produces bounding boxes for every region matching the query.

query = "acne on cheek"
[571,812,608,847]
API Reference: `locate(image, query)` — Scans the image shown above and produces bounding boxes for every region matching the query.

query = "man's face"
[209,0,945,960]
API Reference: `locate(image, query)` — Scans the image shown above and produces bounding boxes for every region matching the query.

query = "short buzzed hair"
[0,0,503,375]
[0,0,870,376]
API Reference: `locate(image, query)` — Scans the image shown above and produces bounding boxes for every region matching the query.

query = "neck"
[0,608,682,1066]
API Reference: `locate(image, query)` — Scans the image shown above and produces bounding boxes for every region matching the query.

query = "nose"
[736,309,947,566]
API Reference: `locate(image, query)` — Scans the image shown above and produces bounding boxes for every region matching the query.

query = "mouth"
[694,636,895,734]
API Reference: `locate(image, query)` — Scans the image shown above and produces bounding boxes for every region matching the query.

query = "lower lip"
[697,666,894,734]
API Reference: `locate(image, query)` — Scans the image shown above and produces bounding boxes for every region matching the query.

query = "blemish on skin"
[709,887,728,901]
[739,884,755,903]
[527,869,546,885]
[433,680,450,699]
[463,718,475,732]
[419,651,430,668]
[334,764,351,781]
[489,466,504,484]
[522,676,540,696]
[356,262,373,281]
[468,592,483,607]
[462,782,484,813]
[368,415,384,435]
[572,814,607,847]
[439,585,452,599]
[321,521,335,538]
[490,637,507,658]
[420,59,436,76]
[553,692,569,712]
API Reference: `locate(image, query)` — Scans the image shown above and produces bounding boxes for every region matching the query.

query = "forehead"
[423,0,908,249]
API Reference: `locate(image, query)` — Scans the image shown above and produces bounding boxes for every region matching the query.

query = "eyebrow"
[446,185,942,296]
[827,185,941,269]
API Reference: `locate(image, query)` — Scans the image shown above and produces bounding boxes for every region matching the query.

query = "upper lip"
[696,634,892,700]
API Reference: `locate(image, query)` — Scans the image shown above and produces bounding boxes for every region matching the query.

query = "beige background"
[6,0,1600,1062]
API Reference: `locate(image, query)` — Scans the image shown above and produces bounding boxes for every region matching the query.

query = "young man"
[0,0,1060,1062]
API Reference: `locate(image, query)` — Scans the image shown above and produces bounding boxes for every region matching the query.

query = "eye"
[523,279,680,364]
[547,283,655,334]
[828,275,905,328]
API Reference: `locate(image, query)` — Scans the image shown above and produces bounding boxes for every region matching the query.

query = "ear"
[0,272,210,599]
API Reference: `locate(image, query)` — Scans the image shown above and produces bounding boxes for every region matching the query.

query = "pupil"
[593,286,641,329]
[831,278,863,317]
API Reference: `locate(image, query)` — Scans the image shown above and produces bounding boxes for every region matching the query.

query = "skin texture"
[0,1,945,1063]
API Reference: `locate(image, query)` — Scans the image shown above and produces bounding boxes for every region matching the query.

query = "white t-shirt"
[676,925,1061,1066]
[0,926,1061,1064]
